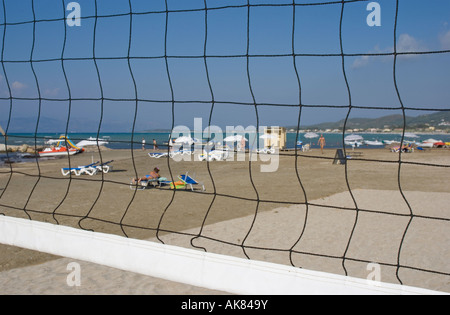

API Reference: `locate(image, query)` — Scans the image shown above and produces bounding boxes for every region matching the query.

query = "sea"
[1,132,449,166]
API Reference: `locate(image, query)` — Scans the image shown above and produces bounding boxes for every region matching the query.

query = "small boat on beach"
[38,136,84,157]
[417,139,443,148]
[39,146,79,157]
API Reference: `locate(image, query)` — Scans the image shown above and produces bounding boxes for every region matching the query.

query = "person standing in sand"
[142,138,146,151]
[318,134,326,154]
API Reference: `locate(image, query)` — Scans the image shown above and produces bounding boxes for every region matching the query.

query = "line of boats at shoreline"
[343,134,449,149]
[2,133,449,161]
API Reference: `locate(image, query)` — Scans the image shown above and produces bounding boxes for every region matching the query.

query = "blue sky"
[0,0,449,132]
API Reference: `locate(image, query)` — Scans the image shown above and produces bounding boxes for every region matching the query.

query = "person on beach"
[132,167,161,184]
[142,138,146,151]
[153,139,158,150]
[317,134,326,154]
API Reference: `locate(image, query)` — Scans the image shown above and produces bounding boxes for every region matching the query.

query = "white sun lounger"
[148,152,169,159]
[94,160,114,173]
[61,162,99,176]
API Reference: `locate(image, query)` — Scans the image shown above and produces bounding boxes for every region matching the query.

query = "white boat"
[416,142,434,148]
[75,137,109,148]
[39,146,79,157]
[383,140,400,145]
[422,138,441,144]
[364,140,384,146]
[39,136,83,157]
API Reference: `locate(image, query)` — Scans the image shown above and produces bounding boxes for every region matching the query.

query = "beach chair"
[391,144,413,153]
[61,161,99,176]
[159,173,205,191]
[179,173,205,192]
[198,150,229,161]
[255,147,276,154]
[148,152,168,159]
[94,160,114,173]
[169,149,193,158]
[130,179,150,190]
[130,177,168,190]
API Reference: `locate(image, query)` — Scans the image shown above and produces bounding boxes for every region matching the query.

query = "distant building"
[263,127,287,150]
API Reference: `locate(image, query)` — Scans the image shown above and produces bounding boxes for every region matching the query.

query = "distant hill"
[290,111,450,131]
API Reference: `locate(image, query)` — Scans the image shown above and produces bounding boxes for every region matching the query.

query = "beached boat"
[39,146,79,157]
[38,136,83,157]
[416,142,434,148]
[433,141,446,148]
[417,139,444,148]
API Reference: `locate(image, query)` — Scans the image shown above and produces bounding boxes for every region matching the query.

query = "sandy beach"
[0,147,449,294]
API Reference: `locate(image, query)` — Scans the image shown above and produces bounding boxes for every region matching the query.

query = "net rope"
[0,0,449,290]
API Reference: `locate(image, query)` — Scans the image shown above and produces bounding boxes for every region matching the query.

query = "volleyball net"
[0,0,449,294]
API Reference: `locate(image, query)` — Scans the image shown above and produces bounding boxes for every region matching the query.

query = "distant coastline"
[286,111,450,134]
[1,111,449,135]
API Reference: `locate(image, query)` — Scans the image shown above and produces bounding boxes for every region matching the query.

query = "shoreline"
[0,147,449,293]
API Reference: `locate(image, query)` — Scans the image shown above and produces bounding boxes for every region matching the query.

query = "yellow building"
[263,127,286,150]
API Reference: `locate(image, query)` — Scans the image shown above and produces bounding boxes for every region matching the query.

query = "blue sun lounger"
[179,173,205,192]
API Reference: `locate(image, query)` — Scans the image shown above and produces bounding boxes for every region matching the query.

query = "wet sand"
[0,147,449,294]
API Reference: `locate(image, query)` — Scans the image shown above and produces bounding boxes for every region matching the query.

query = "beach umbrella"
[304,132,319,139]
[174,136,194,144]
[224,135,247,142]
[344,134,364,141]
[303,132,319,146]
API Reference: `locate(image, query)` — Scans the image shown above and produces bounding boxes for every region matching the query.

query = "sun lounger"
[148,152,168,159]
[169,149,193,158]
[159,173,205,191]
[198,150,229,161]
[129,177,168,190]
[61,161,99,176]
[391,144,413,153]
[255,147,276,154]
[179,173,205,191]
[95,160,114,173]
